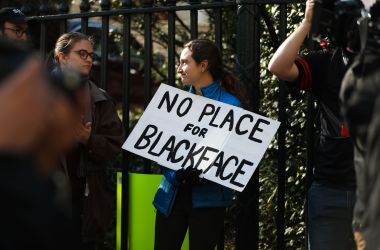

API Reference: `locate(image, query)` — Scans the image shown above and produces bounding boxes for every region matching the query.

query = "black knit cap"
[0,7,27,24]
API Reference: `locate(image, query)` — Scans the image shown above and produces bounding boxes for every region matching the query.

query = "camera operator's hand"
[268,0,314,82]
[304,0,315,25]
[175,167,202,186]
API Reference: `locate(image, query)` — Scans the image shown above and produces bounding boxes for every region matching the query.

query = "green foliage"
[258,3,308,249]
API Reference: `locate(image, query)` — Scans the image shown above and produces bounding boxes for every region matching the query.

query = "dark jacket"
[0,154,75,250]
[340,52,380,246]
[292,48,355,188]
[65,80,123,242]
[153,81,241,216]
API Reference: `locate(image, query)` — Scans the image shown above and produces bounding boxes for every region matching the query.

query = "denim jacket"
[153,81,241,216]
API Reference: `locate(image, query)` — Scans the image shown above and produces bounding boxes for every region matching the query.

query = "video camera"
[310,0,364,49]
[361,1,380,51]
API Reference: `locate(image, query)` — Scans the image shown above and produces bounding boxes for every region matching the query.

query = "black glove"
[175,167,202,186]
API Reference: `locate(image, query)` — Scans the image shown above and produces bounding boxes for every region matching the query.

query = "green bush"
[258,3,308,249]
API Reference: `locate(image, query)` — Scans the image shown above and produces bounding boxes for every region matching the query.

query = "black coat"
[0,154,75,250]
[65,80,123,242]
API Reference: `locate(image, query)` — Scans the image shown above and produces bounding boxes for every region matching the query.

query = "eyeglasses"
[72,49,96,61]
[4,27,28,38]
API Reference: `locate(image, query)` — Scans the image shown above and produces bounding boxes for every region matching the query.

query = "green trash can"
[116,172,189,250]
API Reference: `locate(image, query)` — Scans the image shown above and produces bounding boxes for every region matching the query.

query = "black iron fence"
[0,0,312,249]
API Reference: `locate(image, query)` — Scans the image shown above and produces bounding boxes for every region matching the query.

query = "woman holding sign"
[153,39,248,250]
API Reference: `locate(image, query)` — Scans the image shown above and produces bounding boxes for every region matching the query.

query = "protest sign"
[122,84,280,192]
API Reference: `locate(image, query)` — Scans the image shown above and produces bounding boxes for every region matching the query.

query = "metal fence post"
[58,0,69,35]
[79,0,90,34]
[167,0,176,86]
[276,4,287,249]
[121,0,132,249]
[213,0,223,50]
[189,0,199,39]
[100,0,110,90]
[235,0,260,249]
[142,0,154,173]
[39,0,49,57]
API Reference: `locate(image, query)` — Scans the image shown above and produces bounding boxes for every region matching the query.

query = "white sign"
[122,84,280,192]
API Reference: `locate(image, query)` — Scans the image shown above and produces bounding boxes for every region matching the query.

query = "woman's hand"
[76,119,92,144]
[268,0,314,82]
[304,0,315,25]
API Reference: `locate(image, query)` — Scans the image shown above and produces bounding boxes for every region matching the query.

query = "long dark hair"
[184,39,250,109]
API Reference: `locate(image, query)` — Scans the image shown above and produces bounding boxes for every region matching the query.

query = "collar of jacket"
[88,80,108,104]
[189,80,220,97]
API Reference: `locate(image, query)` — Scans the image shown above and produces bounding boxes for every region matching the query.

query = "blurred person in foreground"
[340,1,380,248]
[0,38,86,250]
[268,0,362,248]
[49,32,123,250]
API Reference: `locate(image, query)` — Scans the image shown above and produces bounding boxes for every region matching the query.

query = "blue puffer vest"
[153,81,241,216]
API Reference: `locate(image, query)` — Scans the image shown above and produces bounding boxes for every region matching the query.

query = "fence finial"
[58,0,69,14]
[100,0,111,11]
[80,0,91,12]
[39,0,49,15]
[189,0,200,4]
[166,0,176,6]
[21,3,32,16]
[142,0,154,7]
[121,0,132,8]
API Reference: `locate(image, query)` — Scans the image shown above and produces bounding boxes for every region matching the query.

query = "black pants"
[154,187,225,250]
[72,200,97,250]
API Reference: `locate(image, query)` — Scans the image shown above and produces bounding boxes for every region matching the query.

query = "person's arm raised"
[268,0,314,82]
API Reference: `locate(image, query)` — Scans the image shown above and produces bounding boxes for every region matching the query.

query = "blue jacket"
[153,81,241,216]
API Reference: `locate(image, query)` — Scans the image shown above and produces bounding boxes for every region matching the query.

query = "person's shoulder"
[219,89,241,107]
[98,87,113,100]
[89,80,113,102]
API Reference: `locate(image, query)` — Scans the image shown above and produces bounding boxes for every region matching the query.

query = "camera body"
[362,1,380,51]
[310,0,364,48]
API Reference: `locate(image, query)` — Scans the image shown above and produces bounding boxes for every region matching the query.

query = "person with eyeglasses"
[0,7,29,41]
[49,32,123,250]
